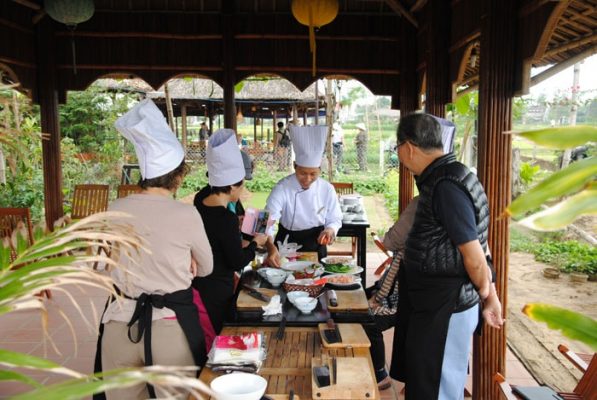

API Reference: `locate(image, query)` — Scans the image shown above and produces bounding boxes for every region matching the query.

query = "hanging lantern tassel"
[292,0,339,78]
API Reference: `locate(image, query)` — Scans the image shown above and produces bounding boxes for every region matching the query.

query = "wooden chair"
[71,184,109,219]
[0,207,51,298]
[370,231,393,275]
[559,344,592,373]
[328,182,357,258]
[117,184,142,198]
[495,353,597,400]
[332,182,354,196]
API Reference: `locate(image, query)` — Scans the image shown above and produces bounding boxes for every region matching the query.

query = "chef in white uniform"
[266,125,343,260]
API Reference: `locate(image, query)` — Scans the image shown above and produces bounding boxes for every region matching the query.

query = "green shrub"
[510,227,596,275]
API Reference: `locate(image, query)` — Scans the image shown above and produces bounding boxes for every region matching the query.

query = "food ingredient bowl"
[265,269,287,287]
[293,297,318,314]
[210,372,267,400]
[287,291,309,304]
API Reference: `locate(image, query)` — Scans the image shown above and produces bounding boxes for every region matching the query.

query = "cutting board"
[318,323,371,348]
[311,357,376,399]
[327,289,369,312]
[296,252,318,262]
[236,288,278,309]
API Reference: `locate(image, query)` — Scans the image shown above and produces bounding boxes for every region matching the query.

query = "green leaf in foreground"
[522,303,597,351]
[514,125,597,149]
[519,185,597,231]
[506,156,597,217]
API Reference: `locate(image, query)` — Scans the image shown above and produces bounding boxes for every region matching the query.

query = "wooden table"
[199,326,380,400]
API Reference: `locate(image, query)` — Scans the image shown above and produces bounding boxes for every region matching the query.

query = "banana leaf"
[514,125,597,149]
[523,303,597,351]
[506,156,597,217]
[519,185,597,231]
[0,370,41,388]
[0,349,82,378]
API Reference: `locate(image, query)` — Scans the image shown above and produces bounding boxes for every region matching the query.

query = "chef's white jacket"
[266,174,343,234]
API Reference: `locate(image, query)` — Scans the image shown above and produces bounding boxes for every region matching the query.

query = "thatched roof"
[96,77,324,102]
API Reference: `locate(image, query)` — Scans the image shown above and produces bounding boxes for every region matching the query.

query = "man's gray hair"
[397,113,443,151]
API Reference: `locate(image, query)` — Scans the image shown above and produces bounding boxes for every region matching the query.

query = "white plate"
[281,260,318,272]
[323,273,362,286]
[322,265,364,275]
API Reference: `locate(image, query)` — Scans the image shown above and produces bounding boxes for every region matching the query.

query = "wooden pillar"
[474,0,516,398]
[425,0,451,117]
[35,18,64,230]
[208,102,214,136]
[399,20,419,214]
[222,2,236,130]
[181,104,188,148]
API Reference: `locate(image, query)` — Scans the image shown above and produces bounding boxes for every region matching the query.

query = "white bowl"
[321,256,357,267]
[287,291,309,304]
[266,270,287,287]
[281,260,316,272]
[210,372,267,400]
[342,214,356,223]
[294,297,317,314]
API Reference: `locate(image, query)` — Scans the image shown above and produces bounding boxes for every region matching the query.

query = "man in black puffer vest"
[389,113,503,399]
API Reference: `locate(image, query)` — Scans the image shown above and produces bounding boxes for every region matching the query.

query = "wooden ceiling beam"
[564,7,597,26]
[56,32,223,40]
[56,64,222,71]
[410,0,427,13]
[561,16,593,34]
[384,0,419,28]
[11,0,41,11]
[236,65,400,75]
[544,30,597,57]
[532,46,597,86]
[533,0,571,59]
[53,32,398,42]
[235,33,398,42]
[519,0,553,17]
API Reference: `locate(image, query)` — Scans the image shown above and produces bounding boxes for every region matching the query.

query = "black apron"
[93,286,206,399]
[275,224,327,260]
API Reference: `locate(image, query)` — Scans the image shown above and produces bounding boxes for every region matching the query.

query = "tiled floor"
[0,252,537,398]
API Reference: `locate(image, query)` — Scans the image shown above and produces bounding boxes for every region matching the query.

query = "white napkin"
[261,294,282,316]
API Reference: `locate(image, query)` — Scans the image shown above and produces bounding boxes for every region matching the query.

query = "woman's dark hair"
[138,160,190,190]
[209,179,244,195]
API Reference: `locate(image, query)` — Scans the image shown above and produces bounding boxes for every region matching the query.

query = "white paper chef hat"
[290,125,328,168]
[432,116,456,154]
[207,129,245,186]
[114,99,184,179]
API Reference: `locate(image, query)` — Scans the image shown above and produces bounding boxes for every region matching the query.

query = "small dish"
[210,372,267,400]
[265,269,287,287]
[287,291,309,304]
[294,297,318,314]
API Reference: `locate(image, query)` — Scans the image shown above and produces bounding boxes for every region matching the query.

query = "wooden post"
[181,103,188,149]
[222,2,236,130]
[399,20,418,213]
[164,83,175,131]
[474,0,517,398]
[35,18,64,230]
[425,0,451,117]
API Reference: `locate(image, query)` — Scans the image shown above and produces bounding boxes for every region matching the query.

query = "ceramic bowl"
[342,196,360,205]
[294,296,318,314]
[342,214,356,223]
[287,291,309,304]
[266,269,287,287]
[210,372,267,400]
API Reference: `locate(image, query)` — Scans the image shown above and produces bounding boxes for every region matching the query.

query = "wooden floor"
[0,252,538,399]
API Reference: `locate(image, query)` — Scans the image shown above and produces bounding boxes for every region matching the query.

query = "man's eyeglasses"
[397,140,408,149]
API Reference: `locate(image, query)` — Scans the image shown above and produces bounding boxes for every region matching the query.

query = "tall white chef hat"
[290,125,328,168]
[114,99,184,179]
[207,129,245,186]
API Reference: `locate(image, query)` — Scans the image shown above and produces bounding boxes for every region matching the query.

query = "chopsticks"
[276,316,287,340]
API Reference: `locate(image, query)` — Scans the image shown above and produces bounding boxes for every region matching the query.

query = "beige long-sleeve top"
[102,193,213,323]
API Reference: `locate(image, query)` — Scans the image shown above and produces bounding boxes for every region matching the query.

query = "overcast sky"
[529,54,597,98]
